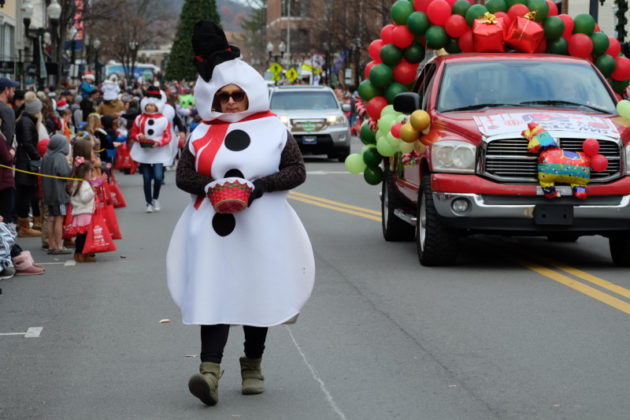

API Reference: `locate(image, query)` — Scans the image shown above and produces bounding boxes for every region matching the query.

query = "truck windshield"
[270,91,339,110]
[437,60,617,114]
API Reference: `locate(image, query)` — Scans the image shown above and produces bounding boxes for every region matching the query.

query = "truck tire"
[416,175,458,266]
[547,233,580,242]
[381,169,414,241]
[609,235,630,267]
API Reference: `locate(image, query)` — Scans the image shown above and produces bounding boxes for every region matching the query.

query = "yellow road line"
[289,195,381,222]
[550,263,630,300]
[289,191,382,216]
[516,259,630,315]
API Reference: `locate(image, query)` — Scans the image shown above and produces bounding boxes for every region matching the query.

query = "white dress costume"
[166,59,315,326]
[161,91,180,166]
[130,92,173,165]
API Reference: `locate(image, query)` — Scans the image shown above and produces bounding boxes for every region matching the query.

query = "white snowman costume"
[161,90,180,166]
[130,91,173,165]
[166,58,315,326]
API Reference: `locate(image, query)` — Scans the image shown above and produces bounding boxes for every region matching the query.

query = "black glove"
[248,179,266,206]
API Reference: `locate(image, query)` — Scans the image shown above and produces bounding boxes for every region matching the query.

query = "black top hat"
[145,86,162,99]
[192,20,241,82]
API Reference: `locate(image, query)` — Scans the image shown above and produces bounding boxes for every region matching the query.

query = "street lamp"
[266,42,273,65]
[93,38,101,84]
[47,0,62,86]
[278,41,286,65]
[21,1,33,33]
[129,40,139,86]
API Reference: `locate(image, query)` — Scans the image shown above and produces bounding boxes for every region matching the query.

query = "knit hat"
[24,92,43,116]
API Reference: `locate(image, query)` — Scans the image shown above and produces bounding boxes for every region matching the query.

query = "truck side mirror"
[393,92,421,114]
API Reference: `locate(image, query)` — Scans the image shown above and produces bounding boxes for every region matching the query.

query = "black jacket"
[15,113,40,187]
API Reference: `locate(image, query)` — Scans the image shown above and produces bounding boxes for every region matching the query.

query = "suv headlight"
[625,144,630,175]
[279,115,290,127]
[431,141,476,173]
[327,115,347,127]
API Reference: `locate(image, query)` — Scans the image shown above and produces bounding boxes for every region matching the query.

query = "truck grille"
[482,137,622,183]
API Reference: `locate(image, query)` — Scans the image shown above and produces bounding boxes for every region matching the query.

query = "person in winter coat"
[0,128,15,224]
[41,134,71,254]
[96,115,117,164]
[14,96,42,238]
[167,20,314,407]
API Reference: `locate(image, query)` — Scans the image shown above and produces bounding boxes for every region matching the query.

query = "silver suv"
[269,85,351,161]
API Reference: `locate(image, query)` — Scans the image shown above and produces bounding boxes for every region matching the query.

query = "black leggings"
[15,185,40,218]
[75,233,87,253]
[200,324,268,363]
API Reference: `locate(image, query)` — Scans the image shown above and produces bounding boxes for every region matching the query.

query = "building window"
[282,0,309,18]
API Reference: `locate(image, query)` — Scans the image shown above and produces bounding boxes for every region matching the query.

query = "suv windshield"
[270,91,339,111]
[437,60,617,114]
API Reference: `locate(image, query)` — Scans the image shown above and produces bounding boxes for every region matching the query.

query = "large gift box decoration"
[506,13,544,53]
[473,13,506,53]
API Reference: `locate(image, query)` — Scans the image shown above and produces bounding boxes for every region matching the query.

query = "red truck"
[383,53,630,266]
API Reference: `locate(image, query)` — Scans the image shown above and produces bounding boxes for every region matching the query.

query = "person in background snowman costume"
[129,87,172,212]
[166,20,315,407]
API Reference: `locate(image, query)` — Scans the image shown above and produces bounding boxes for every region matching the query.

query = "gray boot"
[240,356,264,395]
[188,362,223,406]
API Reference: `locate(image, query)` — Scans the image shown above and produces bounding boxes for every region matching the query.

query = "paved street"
[1,137,629,420]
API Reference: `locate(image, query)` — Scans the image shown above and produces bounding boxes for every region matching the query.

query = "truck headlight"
[327,115,347,127]
[626,144,630,175]
[431,141,476,173]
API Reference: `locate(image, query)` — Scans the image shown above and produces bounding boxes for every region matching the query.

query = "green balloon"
[376,137,397,157]
[381,104,396,115]
[385,82,409,104]
[573,13,596,35]
[526,0,548,21]
[378,113,397,133]
[358,79,382,101]
[364,166,384,185]
[360,121,376,145]
[380,44,403,66]
[452,0,471,16]
[608,78,629,94]
[616,100,630,119]
[486,0,507,13]
[391,0,415,25]
[344,153,367,174]
[425,26,448,50]
[595,54,616,77]
[445,38,461,54]
[547,37,568,55]
[505,0,527,7]
[591,32,609,57]
[403,43,425,63]
[465,4,488,27]
[369,64,393,88]
[407,12,430,35]
[543,16,564,41]
[362,146,382,167]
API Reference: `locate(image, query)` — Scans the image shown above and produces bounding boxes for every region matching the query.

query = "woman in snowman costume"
[166,20,314,406]
[130,87,172,212]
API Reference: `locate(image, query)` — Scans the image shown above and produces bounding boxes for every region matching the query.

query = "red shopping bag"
[115,143,132,169]
[62,203,75,239]
[83,204,117,254]
[108,181,127,208]
[103,203,122,240]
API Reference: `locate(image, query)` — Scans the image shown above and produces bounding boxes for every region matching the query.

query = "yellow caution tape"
[0,163,82,181]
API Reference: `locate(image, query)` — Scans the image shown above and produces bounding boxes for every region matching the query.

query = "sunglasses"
[216,90,246,103]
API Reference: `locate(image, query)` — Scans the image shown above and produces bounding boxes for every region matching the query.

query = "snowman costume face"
[166,28,314,326]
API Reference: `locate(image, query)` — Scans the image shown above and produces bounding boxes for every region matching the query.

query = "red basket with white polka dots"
[207,178,254,214]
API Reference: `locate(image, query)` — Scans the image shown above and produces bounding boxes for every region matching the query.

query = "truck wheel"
[416,175,458,266]
[547,233,580,242]
[609,235,630,267]
[381,169,414,241]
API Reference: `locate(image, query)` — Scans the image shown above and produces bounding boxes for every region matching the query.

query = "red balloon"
[427,0,452,26]
[546,0,558,16]
[535,38,547,53]
[368,39,384,60]
[605,37,621,57]
[558,14,574,39]
[611,56,630,81]
[392,25,415,49]
[446,0,458,5]
[508,4,529,21]
[367,96,388,120]
[591,154,608,172]
[364,60,381,79]
[391,122,403,138]
[413,0,432,12]
[594,24,600,32]
[458,30,474,52]
[381,24,396,44]
[445,14,468,38]
[582,138,600,156]
[568,33,593,58]
[393,59,418,85]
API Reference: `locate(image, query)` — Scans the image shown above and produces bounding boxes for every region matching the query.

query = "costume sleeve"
[158,122,173,146]
[259,132,305,192]
[129,116,141,142]
[173,114,186,133]
[176,146,214,196]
